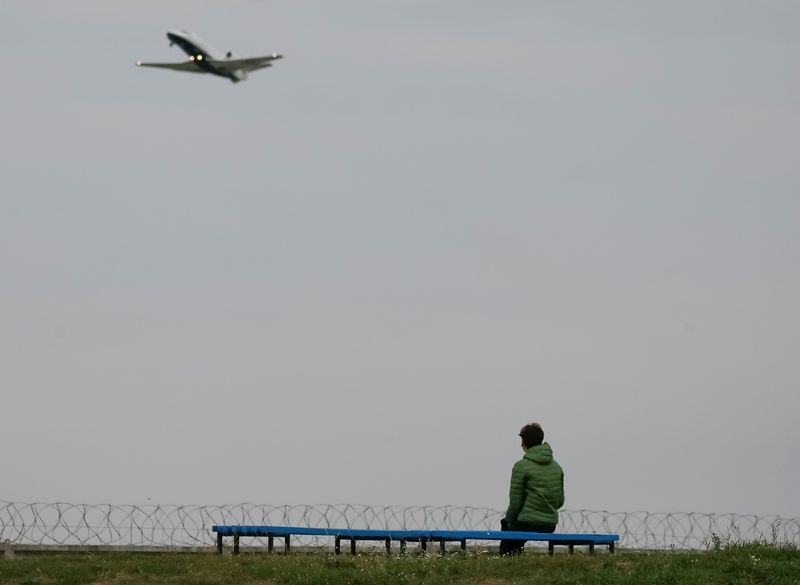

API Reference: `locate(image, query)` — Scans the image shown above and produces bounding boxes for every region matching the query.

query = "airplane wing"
[135,60,205,73]
[209,54,283,73]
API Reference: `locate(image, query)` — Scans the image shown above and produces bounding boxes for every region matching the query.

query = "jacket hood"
[523,442,554,465]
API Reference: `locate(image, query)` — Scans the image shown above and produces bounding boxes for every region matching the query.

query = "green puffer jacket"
[505,442,565,527]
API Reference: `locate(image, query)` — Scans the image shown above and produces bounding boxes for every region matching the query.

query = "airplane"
[136,30,282,83]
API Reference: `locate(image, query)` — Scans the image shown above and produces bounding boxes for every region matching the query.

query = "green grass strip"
[0,543,798,585]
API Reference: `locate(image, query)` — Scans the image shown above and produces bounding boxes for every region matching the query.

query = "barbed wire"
[1,501,797,550]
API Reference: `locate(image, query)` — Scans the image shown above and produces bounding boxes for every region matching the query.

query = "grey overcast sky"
[2,0,799,518]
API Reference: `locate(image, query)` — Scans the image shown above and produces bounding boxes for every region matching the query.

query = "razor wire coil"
[1,501,798,550]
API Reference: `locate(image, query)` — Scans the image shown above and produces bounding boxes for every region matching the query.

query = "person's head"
[519,423,544,450]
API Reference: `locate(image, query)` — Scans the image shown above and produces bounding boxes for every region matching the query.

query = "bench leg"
[400,540,407,555]
[268,535,274,553]
[335,536,341,556]
[461,539,466,552]
[216,533,223,555]
[568,544,574,555]
[233,535,240,555]
[589,543,595,555]
[439,540,446,555]
[350,538,357,556]
[610,542,615,554]
[421,539,427,553]
[385,537,391,555]
[548,541,554,556]
[284,535,290,554]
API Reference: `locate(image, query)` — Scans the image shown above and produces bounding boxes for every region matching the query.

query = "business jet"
[136,30,282,83]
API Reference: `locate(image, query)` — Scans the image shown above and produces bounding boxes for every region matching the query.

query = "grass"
[0,543,798,585]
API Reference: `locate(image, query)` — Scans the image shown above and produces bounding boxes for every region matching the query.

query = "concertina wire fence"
[1,502,798,551]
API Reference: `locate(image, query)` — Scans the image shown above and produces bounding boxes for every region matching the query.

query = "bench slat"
[429,530,618,543]
[212,525,618,543]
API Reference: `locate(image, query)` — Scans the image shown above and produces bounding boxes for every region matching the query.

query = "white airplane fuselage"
[166,30,246,82]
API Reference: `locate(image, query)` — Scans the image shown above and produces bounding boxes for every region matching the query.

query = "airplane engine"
[231,69,248,83]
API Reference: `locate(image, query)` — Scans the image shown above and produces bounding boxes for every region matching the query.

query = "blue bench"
[211,525,618,555]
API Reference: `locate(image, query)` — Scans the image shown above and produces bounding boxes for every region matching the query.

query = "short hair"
[519,423,544,447]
